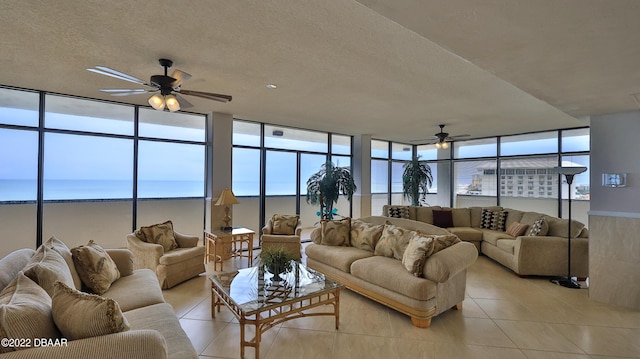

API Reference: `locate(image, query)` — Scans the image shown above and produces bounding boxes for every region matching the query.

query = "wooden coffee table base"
[211,282,341,359]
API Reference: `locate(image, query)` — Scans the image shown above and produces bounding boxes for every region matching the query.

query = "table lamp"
[216,188,240,231]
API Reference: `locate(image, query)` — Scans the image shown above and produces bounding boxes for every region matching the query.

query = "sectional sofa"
[305,216,478,328]
[383,205,589,278]
[0,238,197,359]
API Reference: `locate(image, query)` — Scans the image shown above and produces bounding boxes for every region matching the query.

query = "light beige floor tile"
[553,323,640,357]
[387,307,453,343]
[265,328,335,359]
[474,298,538,321]
[458,297,490,319]
[201,322,280,359]
[441,316,517,347]
[434,341,528,359]
[394,338,436,358]
[179,318,230,354]
[332,333,398,359]
[495,320,585,353]
[521,349,591,359]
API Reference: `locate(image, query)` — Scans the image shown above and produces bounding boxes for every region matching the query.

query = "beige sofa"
[0,242,197,359]
[305,216,478,328]
[383,205,589,278]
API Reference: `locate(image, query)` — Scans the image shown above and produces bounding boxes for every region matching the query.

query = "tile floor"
[163,245,640,359]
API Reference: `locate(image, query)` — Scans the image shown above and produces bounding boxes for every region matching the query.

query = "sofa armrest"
[514,235,589,276]
[423,241,478,283]
[295,220,303,236]
[105,248,134,277]
[0,330,167,359]
[173,231,199,248]
[126,234,163,271]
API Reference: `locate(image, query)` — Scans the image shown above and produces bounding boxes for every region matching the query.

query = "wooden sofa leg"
[454,302,463,310]
[411,317,431,328]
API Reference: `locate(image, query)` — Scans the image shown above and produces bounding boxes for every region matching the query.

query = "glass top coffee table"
[209,262,343,359]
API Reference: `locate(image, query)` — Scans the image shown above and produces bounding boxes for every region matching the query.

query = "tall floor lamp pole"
[551,166,587,289]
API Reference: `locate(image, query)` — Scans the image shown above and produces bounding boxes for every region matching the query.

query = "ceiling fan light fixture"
[165,94,180,112]
[435,142,442,149]
[148,93,165,110]
[442,142,449,149]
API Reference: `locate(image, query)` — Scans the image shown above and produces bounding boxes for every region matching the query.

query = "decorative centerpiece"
[259,245,296,281]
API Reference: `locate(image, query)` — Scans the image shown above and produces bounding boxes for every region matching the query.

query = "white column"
[206,112,234,231]
[352,134,372,218]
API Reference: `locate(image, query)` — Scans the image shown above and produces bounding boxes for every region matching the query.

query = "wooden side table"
[205,227,255,271]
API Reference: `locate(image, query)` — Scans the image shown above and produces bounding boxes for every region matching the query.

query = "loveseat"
[383,205,589,278]
[0,237,197,359]
[305,216,478,328]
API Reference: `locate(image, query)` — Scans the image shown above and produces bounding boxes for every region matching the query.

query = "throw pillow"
[52,281,130,341]
[401,233,435,277]
[23,245,75,297]
[44,236,82,290]
[387,206,410,219]
[505,222,529,237]
[0,272,60,354]
[480,208,494,229]
[320,218,351,246]
[350,219,384,252]
[271,214,299,235]
[135,220,178,252]
[431,234,462,254]
[71,241,121,295]
[432,209,454,228]
[528,218,549,236]
[491,211,508,231]
[374,223,417,260]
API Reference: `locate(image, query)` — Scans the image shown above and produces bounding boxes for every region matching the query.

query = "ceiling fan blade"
[170,69,192,87]
[99,88,149,93]
[447,134,471,140]
[175,94,194,109]
[87,67,148,86]
[180,89,232,103]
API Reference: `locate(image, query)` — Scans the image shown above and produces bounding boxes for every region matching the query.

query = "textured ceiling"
[1,0,635,143]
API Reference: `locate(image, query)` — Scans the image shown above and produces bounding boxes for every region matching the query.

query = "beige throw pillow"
[0,272,60,353]
[374,223,417,260]
[52,281,130,341]
[431,234,462,254]
[44,236,82,290]
[23,245,75,297]
[271,214,299,235]
[135,220,178,252]
[505,222,529,237]
[71,241,120,295]
[402,233,436,277]
[321,218,351,246]
[350,220,384,252]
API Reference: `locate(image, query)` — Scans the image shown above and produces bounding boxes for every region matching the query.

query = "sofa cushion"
[351,256,437,301]
[159,246,205,266]
[451,208,471,227]
[23,245,75,297]
[71,240,121,295]
[104,269,165,312]
[496,239,516,254]
[528,218,549,236]
[0,248,36,292]
[414,206,441,224]
[432,209,454,228]
[135,220,178,252]
[520,212,545,226]
[447,227,483,242]
[44,236,83,290]
[374,224,417,260]
[545,217,585,238]
[387,206,410,219]
[481,229,515,246]
[401,233,436,277]
[0,272,59,354]
[506,222,529,237]
[305,244,373,273]
[321,218,351,246]
[350,219,384,252]
[504,209,525,229]
[52,281,130,341]
[271,214,299,235]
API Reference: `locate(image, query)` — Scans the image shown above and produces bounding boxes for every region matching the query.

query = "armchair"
[127,221,205,289]
[261,215,303,260]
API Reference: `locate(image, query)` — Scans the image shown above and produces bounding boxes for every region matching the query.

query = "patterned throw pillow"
[374,223,417,260]
[432,210,454,228]
[0,272,59,354]
[431,234,461,254]
[135,220,178,252]
[52,281,130,341]
[350,219,384,252]
[480,208,494,229]
[505,222,529,237]
[491,211,508,231]
[320,218,351,246]
[387,206,410,219]
[528,218,549,236]
[71,241,121,295]
[402,233,435,277]
[271,214,299,235]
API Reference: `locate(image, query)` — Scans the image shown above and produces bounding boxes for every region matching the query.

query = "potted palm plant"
[306,161,357,220]
[402,155,433,206]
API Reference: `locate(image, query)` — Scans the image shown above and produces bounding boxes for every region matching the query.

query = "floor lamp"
[551,166,587,289]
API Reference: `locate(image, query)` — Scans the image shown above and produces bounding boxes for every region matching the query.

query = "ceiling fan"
[87,58,232,112]
[419,124,470,149]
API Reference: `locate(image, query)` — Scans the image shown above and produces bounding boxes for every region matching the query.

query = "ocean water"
[0,179,204,201]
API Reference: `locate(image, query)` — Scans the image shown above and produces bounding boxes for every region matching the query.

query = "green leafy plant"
[402,155,433,206]
[306,161,357,220]
[259,245,296,274]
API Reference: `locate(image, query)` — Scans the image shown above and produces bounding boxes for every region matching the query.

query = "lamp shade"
[165,94,180,112]
[215,188,240,206]
[148,93,165,110]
